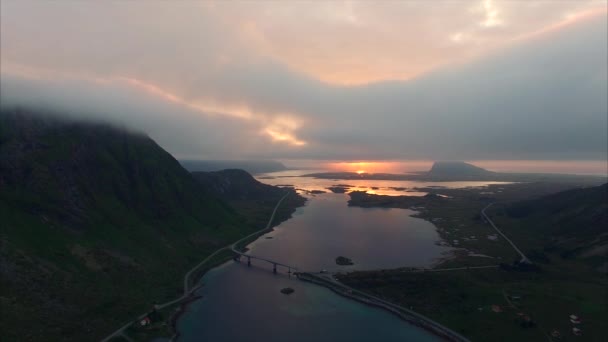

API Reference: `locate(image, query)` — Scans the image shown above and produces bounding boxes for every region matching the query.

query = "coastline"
[296,272,470,342]
[169,291,203,342]
[169,192,306,341]
[170,191,468,342]
[102,191,306,342]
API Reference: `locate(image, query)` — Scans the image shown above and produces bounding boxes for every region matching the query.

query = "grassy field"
[339,262,606,341]
[342,182,607,341]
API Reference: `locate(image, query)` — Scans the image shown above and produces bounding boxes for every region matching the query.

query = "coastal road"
[405,265,499,273]
[100,192,291,342]
[299,272,471,342]
[481,203,531,264]
[230,192,293,256]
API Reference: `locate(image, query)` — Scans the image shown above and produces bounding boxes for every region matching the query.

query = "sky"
[1,1,607,166]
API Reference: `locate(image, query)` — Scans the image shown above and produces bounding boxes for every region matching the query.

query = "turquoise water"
[177,193,450,341]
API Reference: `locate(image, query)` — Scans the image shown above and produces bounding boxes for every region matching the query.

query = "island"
[304,161,605,184]
[327,186,348,193]
[280,287,295,295]
[336,256,354,265]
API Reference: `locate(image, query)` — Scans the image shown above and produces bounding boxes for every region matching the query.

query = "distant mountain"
[427,161,495,179]
[0,110,289,341]
[192,169,285,201]
[507,183,608,263]
[180,159,287,174]
[304,161,605,184]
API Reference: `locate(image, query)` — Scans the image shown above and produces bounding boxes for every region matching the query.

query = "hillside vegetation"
[0,110,300,341]
[342,182,607,341]
[503,183,608,266]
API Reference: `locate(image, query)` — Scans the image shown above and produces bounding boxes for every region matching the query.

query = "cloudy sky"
[1,1,606,163]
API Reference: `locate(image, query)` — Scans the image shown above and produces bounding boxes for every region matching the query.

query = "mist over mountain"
[1,4,606,161]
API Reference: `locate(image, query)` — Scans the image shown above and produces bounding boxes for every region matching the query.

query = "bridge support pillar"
[247,256,251,267]
[273,263,277,274]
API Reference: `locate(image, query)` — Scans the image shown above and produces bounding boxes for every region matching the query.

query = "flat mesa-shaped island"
[336,256,354,265]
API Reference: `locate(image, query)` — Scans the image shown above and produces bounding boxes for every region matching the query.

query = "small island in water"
[336,256,354,265]
[280,287,295,295]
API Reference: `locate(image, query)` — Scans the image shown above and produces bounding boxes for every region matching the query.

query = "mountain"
[0,110,293,341]
[426,161,495,179]
[192,169,306,229]
[507,183,608,265]
[192,169,285,201]
[180,159,287,174]
[304,161,605,184]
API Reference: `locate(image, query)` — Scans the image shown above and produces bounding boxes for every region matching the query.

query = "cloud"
[1,1,606,161]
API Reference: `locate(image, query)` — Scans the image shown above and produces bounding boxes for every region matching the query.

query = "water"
[176,172,490,341]
[257,169,512,196]
[177,262,441,342]
[246,194,451,271]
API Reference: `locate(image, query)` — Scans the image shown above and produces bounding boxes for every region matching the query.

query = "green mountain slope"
[506,183,608,262]
[0,110,266,341]
[192,169,285,200]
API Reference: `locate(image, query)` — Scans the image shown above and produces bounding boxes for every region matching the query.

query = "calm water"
[257,169,513,196]
[177,191,452,341]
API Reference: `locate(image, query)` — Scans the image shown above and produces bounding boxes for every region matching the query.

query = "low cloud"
[1,1,606,161]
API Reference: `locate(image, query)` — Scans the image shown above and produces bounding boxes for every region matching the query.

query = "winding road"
[481,203,531,264]
[230,192,298,271]
[100,192,292,342]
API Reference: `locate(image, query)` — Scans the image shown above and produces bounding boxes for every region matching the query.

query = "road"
[298,272,471,342]
[101,192,291,342]
[481,203,531,264]
[406,265,499,272]
[229,192,298,271]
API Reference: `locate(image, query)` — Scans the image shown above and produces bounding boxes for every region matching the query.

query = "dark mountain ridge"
[192,169,285,201]
[1,110,233,229]
[180,159,287,174]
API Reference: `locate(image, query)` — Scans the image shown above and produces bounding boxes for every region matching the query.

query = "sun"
[356,170,366,175]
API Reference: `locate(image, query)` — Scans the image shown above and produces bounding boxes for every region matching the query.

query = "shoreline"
[296,272,469,342]
[168,290,202,342]
[101,191,305,342]
[169,192,305,341]
[171,191,466,342]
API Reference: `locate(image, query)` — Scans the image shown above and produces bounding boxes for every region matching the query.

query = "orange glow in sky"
[324,161,432,174]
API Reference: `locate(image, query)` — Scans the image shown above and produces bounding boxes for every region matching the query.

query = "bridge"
[100,191,299,342]
[232,252,298,274]
[230,192,299,274]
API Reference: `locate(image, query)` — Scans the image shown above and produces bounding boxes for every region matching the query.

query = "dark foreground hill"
[0,110,300,341]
